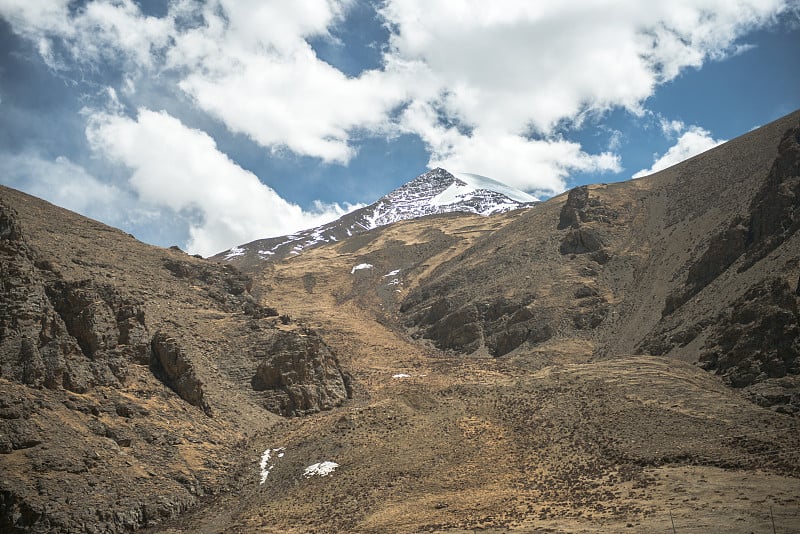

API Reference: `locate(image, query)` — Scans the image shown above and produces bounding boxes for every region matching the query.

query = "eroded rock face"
[0,202,151,393]
[151,332,211,415]
[699,277,800,389]
[162,258,252,312]
[664,123,800,316]
[252,329,352,416]
[404,295,553,357]
[557,186,616,262]
[557,185,619,229]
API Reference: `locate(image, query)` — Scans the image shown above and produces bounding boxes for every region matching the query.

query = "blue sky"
[0,0,798,256]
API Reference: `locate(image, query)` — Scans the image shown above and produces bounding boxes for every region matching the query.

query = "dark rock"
[0,489,42,532]
[558,185,619,230]
[1,223,150,392]
[663,223,747,316]
[744,377,800,412]
[574,285,599,299]
[46,280,120,358]
[572,306,609,330]
[150,333,211,416]
[427,306,482,353]
[115,404,135,418]
[406,293,553,357]
[242,298,278,318]
[560,227,606,255]
[558,186,590,229]
[1,419,42,450]
[251,329,352,416]
[664,124,800,316]
[699,277,800,388]
[162,259,251,310]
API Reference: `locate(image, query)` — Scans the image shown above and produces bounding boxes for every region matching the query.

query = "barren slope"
[0,187,351,532]
[1,110,799,534]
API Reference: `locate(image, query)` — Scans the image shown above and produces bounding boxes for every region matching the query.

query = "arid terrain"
[2,110,799,533]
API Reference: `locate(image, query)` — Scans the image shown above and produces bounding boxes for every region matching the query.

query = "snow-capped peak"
[213,168,537,265]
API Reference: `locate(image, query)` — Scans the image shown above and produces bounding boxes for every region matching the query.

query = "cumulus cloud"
[165,0,416,163]
[0,0,792,246]
[632,126,725,178]
[378,0,785,192]
[379,0,788,132]
[3,1,787,171]
[401,102,620,196]
[0,0,173,69]
[0,152,133,224]
[85,108,360,256]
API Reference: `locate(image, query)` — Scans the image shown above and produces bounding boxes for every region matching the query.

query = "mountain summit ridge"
[213,167,536,266]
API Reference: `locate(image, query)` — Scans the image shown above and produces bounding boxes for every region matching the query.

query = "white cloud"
[0,152,132,224]
[164,0,413,163]
[379,0,788,135]
[0,0,173,69]
[632,126,725,178]
[401,101,620,196]
[0,0,792,227]
[85,108,359,256]
[660,118,686,137]
[375,0,787,193]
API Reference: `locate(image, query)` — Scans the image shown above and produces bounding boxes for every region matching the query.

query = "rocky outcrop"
[1,202,151,393]
[664,123,800,316]
[698,277,800,389]
[559,227,607,255]
[403,295,553,357]
[162,258,253,312]
[557,186,619,229]
[251,329,352,416]
[151,332,211,415]
[557,186,616,262]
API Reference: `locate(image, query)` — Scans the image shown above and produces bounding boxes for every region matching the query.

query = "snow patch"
[430,182,476,207]
[392,373,411,379]
[223,246,246,260]
[451,172,537,203]
[383,269,401,277]
[303,461,339,478]
[259,447,285,484]
[351,263,373,274]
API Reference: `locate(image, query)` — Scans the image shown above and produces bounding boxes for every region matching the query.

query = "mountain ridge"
[0,110,799,533]
[212,167,536,269]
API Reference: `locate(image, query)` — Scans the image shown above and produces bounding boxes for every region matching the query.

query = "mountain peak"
[213,168,536,266]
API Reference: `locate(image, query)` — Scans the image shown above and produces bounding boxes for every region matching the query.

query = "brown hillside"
[1,110,799,533]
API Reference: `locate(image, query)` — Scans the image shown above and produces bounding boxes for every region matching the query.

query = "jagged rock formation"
[252,328,352,416]
[0,190,353,532]
[663,122,800,316]
[1,202,146,393]
[399,184,621,357]
[151,332,211,415]
[401,293,553,357]
[698,277,800,389]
